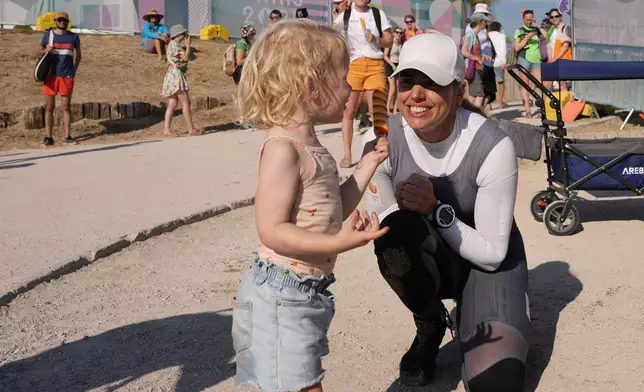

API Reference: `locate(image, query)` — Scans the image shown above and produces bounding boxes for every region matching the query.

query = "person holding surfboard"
[39,11,81,147]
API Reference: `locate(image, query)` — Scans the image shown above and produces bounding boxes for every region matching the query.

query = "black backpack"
[343,6,383,38]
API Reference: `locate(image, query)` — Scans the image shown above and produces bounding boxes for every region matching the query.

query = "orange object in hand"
[360,18,367,32]
[372,89,389,137]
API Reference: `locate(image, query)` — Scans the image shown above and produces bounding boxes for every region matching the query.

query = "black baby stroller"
[508,60,644,236]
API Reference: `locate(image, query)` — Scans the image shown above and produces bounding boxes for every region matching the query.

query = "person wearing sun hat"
[361,33,529,390]
[462,12,496,108]
[162,24,198,137]
[141,9,170,61]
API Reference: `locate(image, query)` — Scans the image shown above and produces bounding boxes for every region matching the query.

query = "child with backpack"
[232,19,390,392]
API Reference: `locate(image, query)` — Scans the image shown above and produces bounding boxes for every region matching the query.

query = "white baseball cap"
[390,33,465,86]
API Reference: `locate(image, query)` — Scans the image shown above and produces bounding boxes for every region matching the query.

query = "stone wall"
[0,96,223,130]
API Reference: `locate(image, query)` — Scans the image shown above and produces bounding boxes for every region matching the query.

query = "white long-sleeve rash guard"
[362,110,518,271]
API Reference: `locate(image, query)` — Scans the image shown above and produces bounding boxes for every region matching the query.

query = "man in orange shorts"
[39,11,82,146]
[334,0,392,167]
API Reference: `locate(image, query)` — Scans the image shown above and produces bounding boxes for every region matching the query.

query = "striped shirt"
[40,30,80,77]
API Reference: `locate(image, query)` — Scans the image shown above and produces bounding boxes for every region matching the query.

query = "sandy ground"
[0,30,236,111]
[0,29,239,150]
[0,105,237,150]
[1,160,644,392]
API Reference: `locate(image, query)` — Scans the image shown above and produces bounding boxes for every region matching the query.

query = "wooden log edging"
[3,95,223,130]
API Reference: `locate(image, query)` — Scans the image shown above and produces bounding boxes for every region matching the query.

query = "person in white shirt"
[487,21,508,108]
[360,33,529,390]
[334,0,393,168]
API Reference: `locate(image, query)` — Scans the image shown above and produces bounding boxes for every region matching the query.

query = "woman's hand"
[185,36,192,48]
[476,56,484,66]
[395,173,438,215]
[362,137,390,167]
[333,210,389,253]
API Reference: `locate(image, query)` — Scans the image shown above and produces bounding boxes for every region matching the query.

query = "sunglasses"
[405,20,414,24]
[56,18,69,23]
[394,30,402,34]
[549,14,562,19]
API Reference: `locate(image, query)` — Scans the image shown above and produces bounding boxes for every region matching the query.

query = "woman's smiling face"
[396,70,463,132]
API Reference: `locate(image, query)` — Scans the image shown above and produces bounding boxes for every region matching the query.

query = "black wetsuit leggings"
[374,210,530,392]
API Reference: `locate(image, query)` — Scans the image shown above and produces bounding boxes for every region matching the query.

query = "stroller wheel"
[530,190,558,222]
[543,200,580,236]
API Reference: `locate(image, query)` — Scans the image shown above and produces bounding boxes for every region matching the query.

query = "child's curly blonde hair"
[236,19,349,129]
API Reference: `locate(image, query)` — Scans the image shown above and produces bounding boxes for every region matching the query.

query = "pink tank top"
[257,136,343,277]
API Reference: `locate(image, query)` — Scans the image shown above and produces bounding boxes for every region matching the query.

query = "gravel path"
[2,160,644,391]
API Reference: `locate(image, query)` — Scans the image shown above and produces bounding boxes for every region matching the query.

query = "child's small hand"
[363,137,390,167]
[185,36,192,47]
[44,45,53,53]
[334,210,389,253]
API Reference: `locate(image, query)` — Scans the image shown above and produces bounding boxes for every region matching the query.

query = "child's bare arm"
[258,139,388,255]
[340,137,389,219]
[182,37,191,61]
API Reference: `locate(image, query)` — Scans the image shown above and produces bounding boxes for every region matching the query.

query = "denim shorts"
[493,66,505,82]
[516,56,541,71]
[232,255,336,392]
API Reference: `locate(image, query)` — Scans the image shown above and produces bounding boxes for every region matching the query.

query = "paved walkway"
[0,125,358,301]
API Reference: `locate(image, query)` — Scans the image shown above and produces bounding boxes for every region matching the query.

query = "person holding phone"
[514,9,549,118]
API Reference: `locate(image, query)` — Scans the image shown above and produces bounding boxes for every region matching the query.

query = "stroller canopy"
[541,60,644,81]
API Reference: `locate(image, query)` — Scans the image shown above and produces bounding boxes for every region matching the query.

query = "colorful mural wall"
[0,0,464,40]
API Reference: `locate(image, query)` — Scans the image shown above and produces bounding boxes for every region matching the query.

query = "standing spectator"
[334,0,393,168]
[546,8,572,91]
[162,25,197,137]
[514,9,549,118]
[233,24,257,85]
[384,27,403,114]
[141,9,169,61]
[39,11,81,147]
[541,17,554,62]
[465,6,496,109]
[461,14,487,108]
[402,14,422,42]
[269,9,282,24]
[295,8,309,19]
[487,21,508,108]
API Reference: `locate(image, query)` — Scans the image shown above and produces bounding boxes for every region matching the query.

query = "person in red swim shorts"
[39,11,82,146]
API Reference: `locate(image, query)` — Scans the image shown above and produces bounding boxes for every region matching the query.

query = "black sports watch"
[431,202,455,229]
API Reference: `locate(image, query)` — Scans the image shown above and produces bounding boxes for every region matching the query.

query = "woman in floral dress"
[162,24,197,137]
